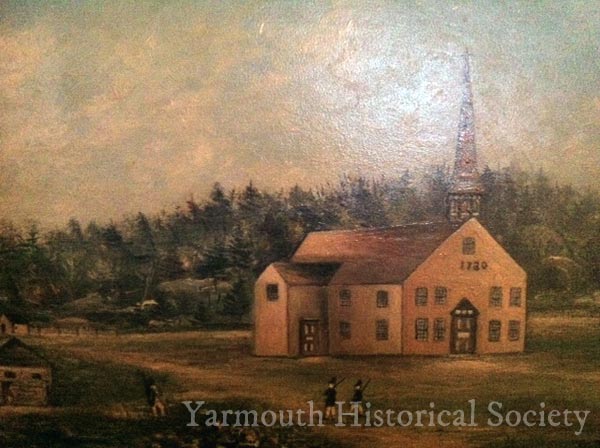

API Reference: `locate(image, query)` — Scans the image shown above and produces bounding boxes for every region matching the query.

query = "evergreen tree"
[222,277,252,319]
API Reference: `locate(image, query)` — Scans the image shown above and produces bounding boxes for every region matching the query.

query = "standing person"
[147,379,167,417]
[350,379,370,417]
[324,377,344,421]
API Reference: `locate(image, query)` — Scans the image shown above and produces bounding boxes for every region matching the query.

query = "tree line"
[1,165,599,325]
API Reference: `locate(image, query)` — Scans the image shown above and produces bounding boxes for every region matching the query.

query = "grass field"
[1,313,599,447]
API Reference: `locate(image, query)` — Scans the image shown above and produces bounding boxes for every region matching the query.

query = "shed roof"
[0,313,28,324]
[0,337,49,367]
[272,262,339,286]
[292,221,459,284]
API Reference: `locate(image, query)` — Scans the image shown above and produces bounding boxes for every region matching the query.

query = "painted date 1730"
[460,261,488,271]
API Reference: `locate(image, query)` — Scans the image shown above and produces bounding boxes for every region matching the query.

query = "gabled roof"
[272,262,339,286]
[0,337,49,367]
[0,313,28,324]
[291,221,459,284]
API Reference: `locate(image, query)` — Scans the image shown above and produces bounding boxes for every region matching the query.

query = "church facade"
[253,54,526,357]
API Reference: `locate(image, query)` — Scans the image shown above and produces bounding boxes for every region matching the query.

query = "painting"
[0,1,598,447]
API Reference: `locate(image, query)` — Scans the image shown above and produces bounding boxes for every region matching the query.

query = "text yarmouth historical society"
[182,399,591,436]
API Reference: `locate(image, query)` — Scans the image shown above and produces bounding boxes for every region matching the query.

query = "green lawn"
[1,313,598,447]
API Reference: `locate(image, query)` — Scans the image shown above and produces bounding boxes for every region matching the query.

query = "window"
[434,318,446,341]
[376,290,389,308]
[434,287,448,305]
[32,373,43,380]
[508,320,521,341]
[266,284,279,301]
[415,287,428,306]
[489,287,503,307]
[339,321,351,340]
[376,320,389,341]
[488,320,501,342]
[415,318,428,341]
[462,237,476,255]
[510,288,522,307]
[339,289,352,307]
[4,371,16,379]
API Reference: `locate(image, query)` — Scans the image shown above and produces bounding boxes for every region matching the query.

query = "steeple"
[447,51,484,223]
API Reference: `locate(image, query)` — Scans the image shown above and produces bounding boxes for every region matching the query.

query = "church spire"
[447,51,484,223]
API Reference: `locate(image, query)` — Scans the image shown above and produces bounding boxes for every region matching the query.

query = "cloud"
[0,1,598,227]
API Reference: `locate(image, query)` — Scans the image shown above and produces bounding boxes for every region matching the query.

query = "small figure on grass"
[145,377,167,417]
[350,378,370,417]
[324,376,344,421]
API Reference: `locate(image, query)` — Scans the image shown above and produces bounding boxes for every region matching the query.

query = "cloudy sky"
[0,1,598,227]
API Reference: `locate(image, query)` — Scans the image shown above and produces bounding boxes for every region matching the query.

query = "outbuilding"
[0,338,51,406]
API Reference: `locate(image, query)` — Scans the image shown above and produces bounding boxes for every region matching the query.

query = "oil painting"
[0,1,598,447]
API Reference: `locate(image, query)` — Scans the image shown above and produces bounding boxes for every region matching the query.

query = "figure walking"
[324,377,344,421]
[350,379,370,417]
[145,377,166,417]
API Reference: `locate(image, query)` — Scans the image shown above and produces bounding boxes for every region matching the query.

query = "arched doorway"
[450,298,479,354]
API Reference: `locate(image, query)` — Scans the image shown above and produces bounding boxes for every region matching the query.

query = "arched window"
[462,237,476,254]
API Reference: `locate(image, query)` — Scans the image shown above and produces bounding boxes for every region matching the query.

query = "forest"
[1,165,599,328]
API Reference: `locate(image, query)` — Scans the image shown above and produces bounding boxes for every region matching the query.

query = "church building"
[253,54,526,357]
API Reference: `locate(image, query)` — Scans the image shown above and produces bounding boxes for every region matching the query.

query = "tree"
[222,277,252,319]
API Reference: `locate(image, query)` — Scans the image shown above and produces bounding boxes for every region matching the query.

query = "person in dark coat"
[324,377,343,421]
[350,379,369,417]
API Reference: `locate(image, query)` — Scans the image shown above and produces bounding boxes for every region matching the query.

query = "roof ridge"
[304,220,451,236]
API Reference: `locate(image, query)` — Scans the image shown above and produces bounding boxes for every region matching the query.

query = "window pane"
[340,289,352,307]
[434,287,447,305]
[339,321,351,339]
[510,288,522,307]
[488,320,501,342]
[462,237,476,255]
[376,290,389,308]
[489,287,503,307]
[434,318,445,341]
[266,284,279,301]
[508,320,520,341]
[415,287,428,306]
[376,320,389,341]
[415,318,428,341]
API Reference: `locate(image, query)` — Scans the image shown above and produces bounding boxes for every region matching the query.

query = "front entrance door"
[300,319,320,356]
[450,299,479,354]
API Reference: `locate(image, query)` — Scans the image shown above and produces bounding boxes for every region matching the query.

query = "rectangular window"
[266,284,279,301]
[462,237,476,255]
[32,373,43,380]
[510,287,522,307]
[339,321,351,340]
[415,318,428,341]
[434,287,447,305]
[376,320,389,341]
[489,286,503,307]
[488,320,501,342]
[4,371,16,379]
[415,287,428,306]
[434,318,446,341]
[508,320,520,341]
[376,290,389,308]
[339,289,352,307]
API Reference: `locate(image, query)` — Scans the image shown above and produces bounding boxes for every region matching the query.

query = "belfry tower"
[447,52,484,223]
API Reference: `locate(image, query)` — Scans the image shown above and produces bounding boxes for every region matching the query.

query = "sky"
[0,1,598,228]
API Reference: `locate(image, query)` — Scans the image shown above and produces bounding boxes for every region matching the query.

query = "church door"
[300,319,320,356]
[0,324,5,335]
[450,299,479,354]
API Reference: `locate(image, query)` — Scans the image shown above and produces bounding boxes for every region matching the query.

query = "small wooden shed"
[0,338,51,406]
[0,314,30,336]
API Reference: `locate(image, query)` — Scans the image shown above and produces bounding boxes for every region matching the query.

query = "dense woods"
[1,165,599,327]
